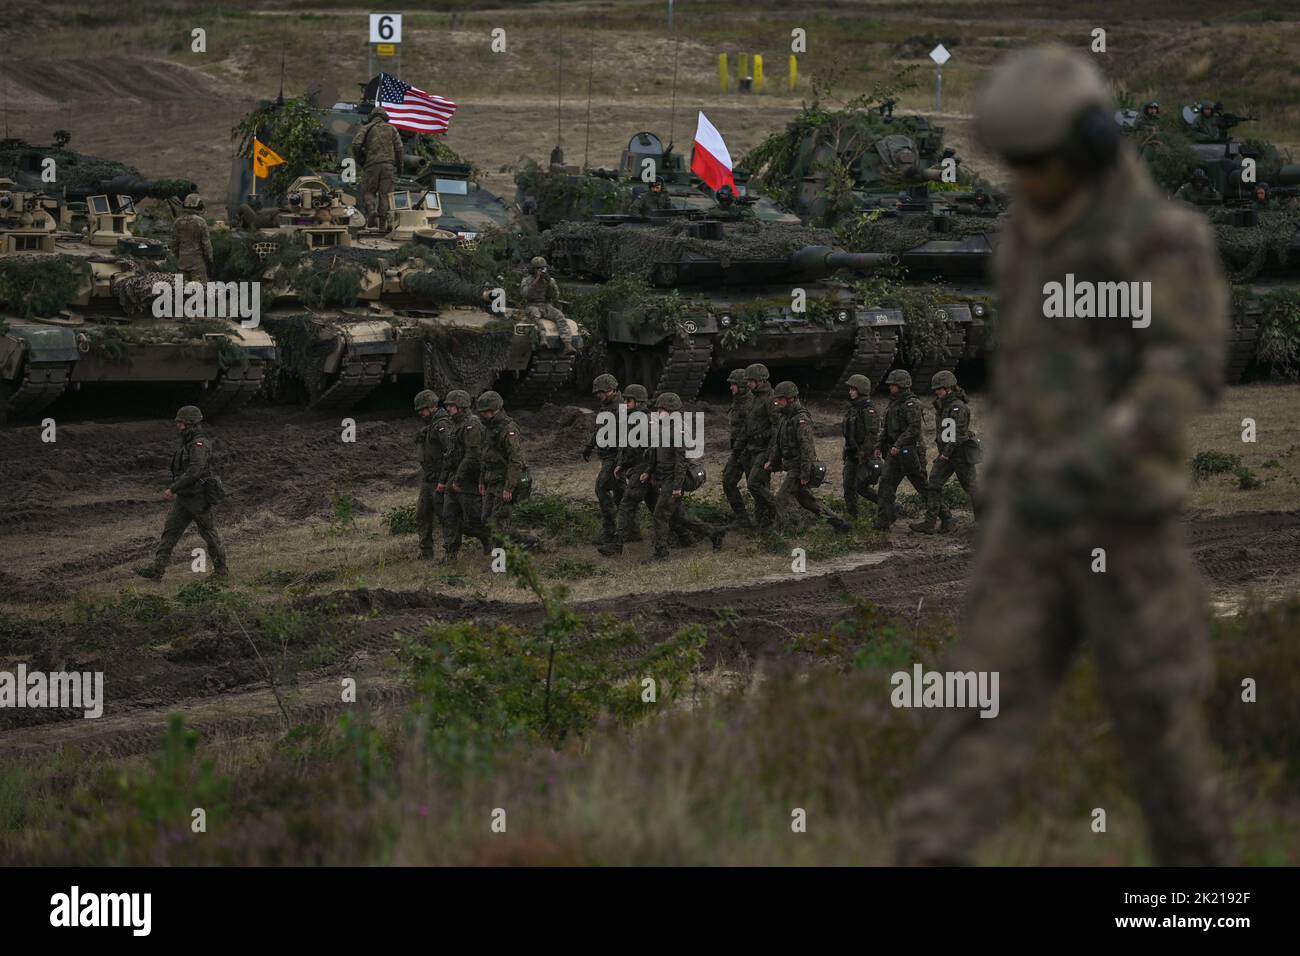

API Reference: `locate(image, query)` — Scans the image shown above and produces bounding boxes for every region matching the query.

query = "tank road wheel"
[1225,302,1261,385]
[836,324,900,393]
[908,323,968,393]
[0,361,74,424]
[497,351,577,406]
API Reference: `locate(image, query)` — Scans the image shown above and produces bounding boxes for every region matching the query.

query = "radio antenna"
[668,34,680,150]
[583,28,595,170]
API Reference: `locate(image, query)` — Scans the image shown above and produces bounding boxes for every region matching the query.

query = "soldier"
[1189,101,1223,144]
[171,193,213,284]
[1174,168,1221,205]
[633,178,670,217]
[765,381,852,533]
[740,363,780,529]
[583,373,625,543]
[439,389,492,561]
[477,390,536,548]
[642,392,725,560]
[520,256,580,355]
[873,369,927,531]
[610,383,651,544]
[841,373,882,518]
[413,389,451,560]
[135,405,228,581]
[910,370,980,534]
[895,46,1232,866]
[351,107,404,231]
[722,368,754,527]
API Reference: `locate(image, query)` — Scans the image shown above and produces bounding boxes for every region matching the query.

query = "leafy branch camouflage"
[232,94,337,200]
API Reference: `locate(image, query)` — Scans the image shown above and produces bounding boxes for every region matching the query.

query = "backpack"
[515,466,533,501]
[681,462,707,493]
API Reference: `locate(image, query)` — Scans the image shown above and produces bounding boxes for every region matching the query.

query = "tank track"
[908,325,968,392]
[655,337,713,401]
[196,363,266,417]
[500,351,576,406]
[1225,306,1259,385]
[308,356,391,411]
[2,360,73,421]
[836,325,900,392]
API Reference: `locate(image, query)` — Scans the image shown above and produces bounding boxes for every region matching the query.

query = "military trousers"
[481,481,533,545]
[525,303,580,344]
[925,454,979,521]
[651,484,710,552]
[153,494,226,572]
[179,256,210,285]
[842,453,880,515]
[594,457,624,533]
[744,450,777,526]
[442,488,490,554]
[362,163,397,230]
[894,511,1231,866]
[416,479,443,557]
[722,448,749,517]
[876,445,927,526]
[775,472,842,527]
[615,474,652,541]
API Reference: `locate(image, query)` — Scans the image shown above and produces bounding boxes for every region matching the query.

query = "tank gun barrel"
[65,175,197,202]
[800,247,899,276]
[1277,164,1300,187]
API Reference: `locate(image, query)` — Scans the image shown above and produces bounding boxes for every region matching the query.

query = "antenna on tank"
[550,39,564,166]
[276,43,286,106]
[583,28,594,170]
[667,34,680,151]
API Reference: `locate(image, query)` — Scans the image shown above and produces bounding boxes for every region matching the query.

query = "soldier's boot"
[938,514,956,534]
[653,545,671,561]
[729,503,753,528]
[212,566,230,581]
[597,538,623,557]
[597,518,618,545]
[710,528,727,552]
[862,487,879,503]
[910,516,938,534]
[624,526,644,543]
[134,565,164,581]
[418,550,437,561]
[827,515,853,534]
[480,534,494,556]
[438,548,461,565]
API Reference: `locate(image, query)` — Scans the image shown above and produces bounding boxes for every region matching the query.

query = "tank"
[0,180,275,424]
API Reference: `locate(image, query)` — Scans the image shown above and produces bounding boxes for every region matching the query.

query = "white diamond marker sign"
[930,44,951,65]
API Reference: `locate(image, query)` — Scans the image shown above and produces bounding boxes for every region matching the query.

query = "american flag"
[376,73,457,134]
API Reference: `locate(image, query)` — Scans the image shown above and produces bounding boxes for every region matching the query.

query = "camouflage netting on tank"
[232,95,337,199]
[1210,211,1297,282]
[0,254,89,317]
[112,270,174,315]
[418,323,515,398]
[835,210,1004,256]
[80,319,239,366]
[399,269,484,306]
[852,274,992,365]
[261,312,343,398]
[1240,285,1300,379]
[515,160,634,226]
[543,220,841,284]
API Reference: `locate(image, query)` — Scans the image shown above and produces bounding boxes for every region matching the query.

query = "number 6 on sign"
[370,13,402,44]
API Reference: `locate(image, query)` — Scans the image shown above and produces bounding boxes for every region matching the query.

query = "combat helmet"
[846,374,872,395]
[414,389,439,411]
[1191,167,1208,182]
[975,45,1110,161]
[773,381,799,399]
[444,389,472,409]
[930,370,958,391]
[370,108,389,122]
[623,383,649,403]
[475,390,504,413]
[885,369,912,389]
[592,373,619,394]
[182,193,204,210]
[744,363,770,382]
[654,391,682,411]
[727,369,748,386]
[174,405,203,424]
[530,256,548,271]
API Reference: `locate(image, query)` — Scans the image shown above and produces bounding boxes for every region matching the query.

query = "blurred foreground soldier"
[841,373,881,517]
[440,389,492,561]
[351,107,403,231]
[741,363,779,528]
[766,381,852,533]
[172,194,213,284]
[643,392,724,560]
[895,46,1232,866]
[722,368,754,526]
[584,373,625,542]
[911,370,980,534]
[136,405,228,581]
[1175,168,1221,205]
[873,369,926,531]
[413,389,450,560]
[477,390,537,548]
[521,257,580,355]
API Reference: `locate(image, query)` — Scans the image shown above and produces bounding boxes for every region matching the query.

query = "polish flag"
[690,111,736,194]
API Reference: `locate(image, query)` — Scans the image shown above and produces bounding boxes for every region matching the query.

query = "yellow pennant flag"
[252,138,286,179]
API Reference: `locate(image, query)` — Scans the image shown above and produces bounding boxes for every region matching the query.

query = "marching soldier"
[841,373,881,518]
[741,363,779,529]
[873,369,927,531]
[135,405,228,581]
[643,392,725,560]
[521,256,580,355]
[351,107,404,231]
[766,381,852,532]
[611,383,650,544]
[911,370,980,534]
[172,193,213,284]
[439,389,492,561]
[722,368,754,527]
[477,390,536,548]
[413,389,451,560]
[583,373,624,543]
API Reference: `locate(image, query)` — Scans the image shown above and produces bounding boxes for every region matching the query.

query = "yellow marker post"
[789,54,798,91]
[719,52,729,92]
[753,54,764,92]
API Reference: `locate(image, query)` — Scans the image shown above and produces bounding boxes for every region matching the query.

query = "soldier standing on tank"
[910,370,980,534]
[172,193,213,285]
[722,368,754,527]
[439,389,492,562]
[583,373,625,543]
[639,392,725,561]
[135,405,228,581]
[1175,168,1221,206]
[521,256,580,355]
[873,369,927,531]
[765,381,852,533]
[413,389,450,560]
[351,107,404,232]
[740,363,779,529]
[894,46,1232,866]
[476,390,537,549]
[841,373,881,518]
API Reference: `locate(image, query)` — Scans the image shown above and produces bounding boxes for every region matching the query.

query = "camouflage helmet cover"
[654,391,682,411]
[370,108,389,121]
[622,383,649,402]
[174,405,203,424]
[444,389,472,408]
[930,370,958,390]
[773,380,799,399]
[592,373,619,393]
[974,45,1111,160]
[885,369,913,388]
[846,373,872,394]
[182,193,204,210]
[530,256,548,270]
[475,390,504,412]
[744,362,770,382]
[1192,167,1208,180]
[414,389,440,411]
[727,369,748,385]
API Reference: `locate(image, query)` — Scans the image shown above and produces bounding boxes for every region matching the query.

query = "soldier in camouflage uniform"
[765,381,852,532]
[640,392,725,561]
[135,405,228,581]
[520,256,579,354]
[171,193,213,284]
[722,368,754,526]
[439,389,492,561]
[873,369,927,531]
[895,46,1232,866]
[413,389,450,560]
[740,363,779,528]
[608,384,650,545]
[584,373,625,542]
[911,370,980,534]
[1174,168,1221,206]
[351,108,404,231]
[477,390,537,548]
[841,373,882,518]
